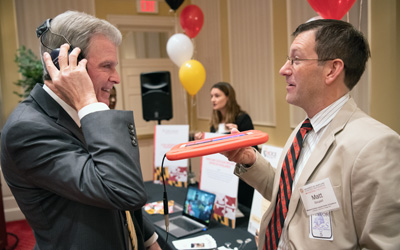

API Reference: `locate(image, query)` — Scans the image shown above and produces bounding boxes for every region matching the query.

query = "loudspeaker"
[140,71,173,122]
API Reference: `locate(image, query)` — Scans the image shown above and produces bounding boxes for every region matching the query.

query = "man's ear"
[325,59,345,85]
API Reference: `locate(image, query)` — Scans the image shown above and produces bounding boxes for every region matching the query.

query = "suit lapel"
[30,84,86,144]
[56,111,85,143]
[286,98,358,220]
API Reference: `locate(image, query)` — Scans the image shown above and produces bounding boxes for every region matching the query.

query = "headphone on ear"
[36,18,84,70]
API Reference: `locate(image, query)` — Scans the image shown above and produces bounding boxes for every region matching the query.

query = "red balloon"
[307,0,356,20]
[180,5,204,38]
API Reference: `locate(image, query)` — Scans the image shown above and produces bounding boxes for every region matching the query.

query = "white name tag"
[299,178,339,216]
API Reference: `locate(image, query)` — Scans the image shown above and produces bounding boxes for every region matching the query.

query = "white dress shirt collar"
[308,93,350,133]
[43,84,81,127]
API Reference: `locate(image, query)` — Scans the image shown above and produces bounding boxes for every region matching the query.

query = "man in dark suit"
[1,11,160,250]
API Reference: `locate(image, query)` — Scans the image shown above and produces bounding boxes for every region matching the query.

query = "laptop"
[154,186,216,238]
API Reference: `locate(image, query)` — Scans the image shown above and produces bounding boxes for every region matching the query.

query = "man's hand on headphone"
[43,43,97,111]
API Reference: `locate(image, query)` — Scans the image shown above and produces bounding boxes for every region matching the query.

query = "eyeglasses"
[286,56,334,65]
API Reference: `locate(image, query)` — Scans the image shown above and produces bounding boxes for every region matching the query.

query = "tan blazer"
[236,98,400,250]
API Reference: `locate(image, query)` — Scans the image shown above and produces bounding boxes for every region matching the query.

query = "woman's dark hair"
[210,82,244,129]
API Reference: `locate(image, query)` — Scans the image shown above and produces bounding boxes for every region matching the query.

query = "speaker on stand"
[140,71,173,124]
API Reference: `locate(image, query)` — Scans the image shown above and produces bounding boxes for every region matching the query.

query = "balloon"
[166,33,194,67]
[306,16,323,23]
[179,60,206,96]
[307,0,356,20]
[165,0,184,11]
[180,5,204,38]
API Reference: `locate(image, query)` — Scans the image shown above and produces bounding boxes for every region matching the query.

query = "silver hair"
[39,10,122,80]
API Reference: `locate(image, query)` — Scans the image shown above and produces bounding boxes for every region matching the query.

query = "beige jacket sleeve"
[234,150,277,202]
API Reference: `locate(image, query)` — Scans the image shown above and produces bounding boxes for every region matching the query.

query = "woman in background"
[195,82,256,138]
[195,82,257,208]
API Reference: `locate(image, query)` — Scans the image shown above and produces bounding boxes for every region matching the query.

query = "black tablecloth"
[143,181,257,250]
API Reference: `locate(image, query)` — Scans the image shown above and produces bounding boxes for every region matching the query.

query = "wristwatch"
[236,148,258,174]
[236,163,252,174]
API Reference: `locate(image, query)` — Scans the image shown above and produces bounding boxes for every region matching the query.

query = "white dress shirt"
[43,84,109,127]
[278,93,350,249]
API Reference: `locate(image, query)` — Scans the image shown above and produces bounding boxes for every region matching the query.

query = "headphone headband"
[36,19,52,38]
[36,18,73,52]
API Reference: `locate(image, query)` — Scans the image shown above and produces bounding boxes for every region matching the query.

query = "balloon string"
[174,11,178,34]
[358,0,363,31]
[190,95,196,132]
[169,9,178,34]
[192,38,197,60]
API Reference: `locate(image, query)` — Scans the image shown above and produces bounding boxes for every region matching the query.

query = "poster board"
[247,144,283,235]
[199,132,239,228]
[153,125,189,187]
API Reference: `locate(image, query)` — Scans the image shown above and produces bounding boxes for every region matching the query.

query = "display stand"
[247,144,283,235]
[153,125,189,187]
[199,132,239,229]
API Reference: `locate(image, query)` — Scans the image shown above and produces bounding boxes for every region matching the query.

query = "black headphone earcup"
[49,47,84,70]
[50,48,61,70]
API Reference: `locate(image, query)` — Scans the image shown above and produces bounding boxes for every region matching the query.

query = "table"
[143,181,257,250]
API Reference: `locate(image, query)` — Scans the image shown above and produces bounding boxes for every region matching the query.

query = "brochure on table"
[199,132,239,229]
[248,144,283,236]
[153,125,189,187]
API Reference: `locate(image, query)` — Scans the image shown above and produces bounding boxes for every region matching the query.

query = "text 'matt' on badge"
[299,178,340,216]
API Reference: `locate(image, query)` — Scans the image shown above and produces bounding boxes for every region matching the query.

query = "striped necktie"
[264,119,312,250]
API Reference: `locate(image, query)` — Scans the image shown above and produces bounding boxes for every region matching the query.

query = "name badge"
[309,212,333,240]
[299,178,339,216]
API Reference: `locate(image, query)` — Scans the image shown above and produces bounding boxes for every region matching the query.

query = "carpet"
[5,220,35,250]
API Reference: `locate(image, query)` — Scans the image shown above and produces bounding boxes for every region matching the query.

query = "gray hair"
[39,10,122,80]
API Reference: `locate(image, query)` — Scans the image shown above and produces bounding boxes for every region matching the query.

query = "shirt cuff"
[78,102,110,120]
[144,232,159,249]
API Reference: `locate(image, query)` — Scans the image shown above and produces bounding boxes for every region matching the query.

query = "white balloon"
[166,33,194,67]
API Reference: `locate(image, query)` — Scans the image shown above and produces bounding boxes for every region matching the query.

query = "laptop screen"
[182,187,216,225]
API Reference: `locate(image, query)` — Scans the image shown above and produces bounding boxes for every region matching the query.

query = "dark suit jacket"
[1,84,155,250]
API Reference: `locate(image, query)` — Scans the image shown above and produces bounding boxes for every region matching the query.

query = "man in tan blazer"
[224,19,400,249]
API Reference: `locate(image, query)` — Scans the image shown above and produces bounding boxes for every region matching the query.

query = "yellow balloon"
[179,59,206,96]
